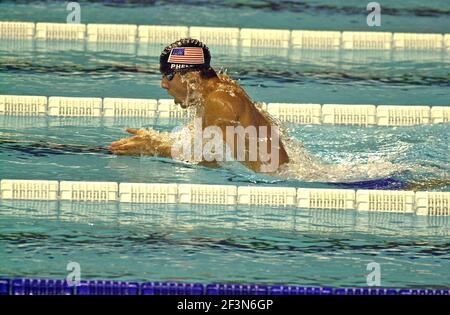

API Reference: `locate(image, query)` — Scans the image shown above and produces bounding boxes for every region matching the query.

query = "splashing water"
[251,102,409,182]
[148,71,446,184]
[179,72,205,116]
[277,139,409,182]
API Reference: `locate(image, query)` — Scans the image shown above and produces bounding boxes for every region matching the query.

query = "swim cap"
[160,38,211,75]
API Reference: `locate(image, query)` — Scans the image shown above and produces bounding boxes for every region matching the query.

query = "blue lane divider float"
[142,282,204,295]
[0,278,449,295]
[76,280,139,296]
[8,278,74,295]
[206,284,269,295]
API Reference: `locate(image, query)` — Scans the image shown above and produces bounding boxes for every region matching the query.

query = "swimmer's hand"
[108,128,157,156]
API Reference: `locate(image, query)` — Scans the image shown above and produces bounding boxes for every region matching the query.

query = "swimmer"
[106,38,450,190]
[108,38,289,173]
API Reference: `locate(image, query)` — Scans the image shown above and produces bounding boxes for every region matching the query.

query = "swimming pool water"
[1,0,449,33]
[1,42,449,105]
[0,0,449,289]
[1,201,449,288]
[0,116,449,188]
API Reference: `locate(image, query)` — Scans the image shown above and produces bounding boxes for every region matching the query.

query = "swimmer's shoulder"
[204,89,241,121]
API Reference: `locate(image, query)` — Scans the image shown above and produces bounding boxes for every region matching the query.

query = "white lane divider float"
[157,99,195,120]
[267,103,321,124]
[47,97,103,117]
[393,33,444,50]
[240,28,291,48]
[1,21,448,51]
[297,188,355,210]
[59,181,118,202]
[356,190,415,213]
[1,179,448,216]
[119,183,178,203]
[189,27,240,46]
[0,95,47,116]
[430,107,450,124]
[179,184,237,205]
[415,192,450,216]
[1,95,448,126]
[291,30,341,50]
[445,34,450,50]
[321,104,377,126]
[138,25,189,44]
[87,24,137,43]
[0,180,59,200]
[342,32,393,50]
[238,186,297,207]
[0,21,35,39]
[376,105,431,126]
[35,23,86,41]
[103,98,158,118]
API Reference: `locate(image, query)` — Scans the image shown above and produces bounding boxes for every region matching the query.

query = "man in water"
[109,38,289,173]
[107,38,449,190]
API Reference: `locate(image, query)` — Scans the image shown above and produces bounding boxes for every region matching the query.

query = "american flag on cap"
[168,47,205,65]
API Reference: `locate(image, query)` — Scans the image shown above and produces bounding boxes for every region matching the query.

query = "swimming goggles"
[163,72,175,81]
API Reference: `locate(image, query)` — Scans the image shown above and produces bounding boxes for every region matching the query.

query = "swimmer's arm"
[108,128,172,157]
[109,129,220,167]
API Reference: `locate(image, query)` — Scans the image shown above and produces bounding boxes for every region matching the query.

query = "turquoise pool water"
[1,0,449,33]
[0,0,449,288]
